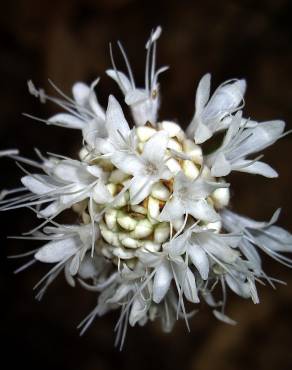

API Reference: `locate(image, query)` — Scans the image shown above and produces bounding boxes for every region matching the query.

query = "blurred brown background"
[1,0,292,369]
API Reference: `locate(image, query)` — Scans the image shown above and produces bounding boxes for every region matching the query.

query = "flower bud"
[154,222,170,243]
[118,233,141,249]
[148,196,160,220]
[104,208,118,230]
[168,138,182,152]
[151,182,170,201]
[182,139,203,164]
[136,126,156,142]
[182,160,200,179]
[130,219,153,239]
[117,211,138,231]
[166,158,181,174]
[161,121,185,141]
[212,187,230,208]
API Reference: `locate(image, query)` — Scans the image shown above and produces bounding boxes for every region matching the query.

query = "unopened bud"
[154,222,170,243]
[130,219,153,239]
[117,211,138,231]
[182,160,199,179]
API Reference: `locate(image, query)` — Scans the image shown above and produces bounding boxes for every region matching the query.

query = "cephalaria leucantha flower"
[1,26,291,349]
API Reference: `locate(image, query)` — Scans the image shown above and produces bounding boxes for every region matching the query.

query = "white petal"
[233,160,278,178]
[35,238,79,263]
[211,152,232,177]
[93,180,113,204]
[106,69,132,94]
[230,120,285,159]
[205,79,246,120]
[176,266,199,303]
[142,131,169,163]
[129,296,148,326]
[186,199,219,222]
[106,95,130,139]
[21,175,57,195]
[195,73,211,114]
[159,196,185,222]
[194,121,213,144]
[125,89,148,105]
[72,82,90,106]
[153,261,173,303]
[188,244,209,280]
[48,113,85,129]
[213,310,237,325]
[129,176,154,205]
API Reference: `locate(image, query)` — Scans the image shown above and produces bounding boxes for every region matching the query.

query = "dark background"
[1,0,292,369]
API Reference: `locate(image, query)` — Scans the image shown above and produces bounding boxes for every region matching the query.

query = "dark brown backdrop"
[1,1,292,369]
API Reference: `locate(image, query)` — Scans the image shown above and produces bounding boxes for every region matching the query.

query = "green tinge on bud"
[182,139,203,164]
[117,211,138,231]
[154,222,170,243]
[212,187,230,209]
[136,126,156,142]
[130,219,153,239]
[182,160,200,180]
[151,182,170,201]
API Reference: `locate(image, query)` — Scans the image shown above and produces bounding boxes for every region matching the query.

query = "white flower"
[2,25,291,348]
[186,73,246,143]
[159,171,227,222]
[222,208,292,268]
[106,26,168,127]
[117,130,172,204]
[206,111,285,178]
[95,95,138,167]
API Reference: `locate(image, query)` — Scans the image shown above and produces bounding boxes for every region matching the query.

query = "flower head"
[1,26,291,348]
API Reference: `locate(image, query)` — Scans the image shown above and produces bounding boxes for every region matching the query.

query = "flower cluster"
[2,26,292,348]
